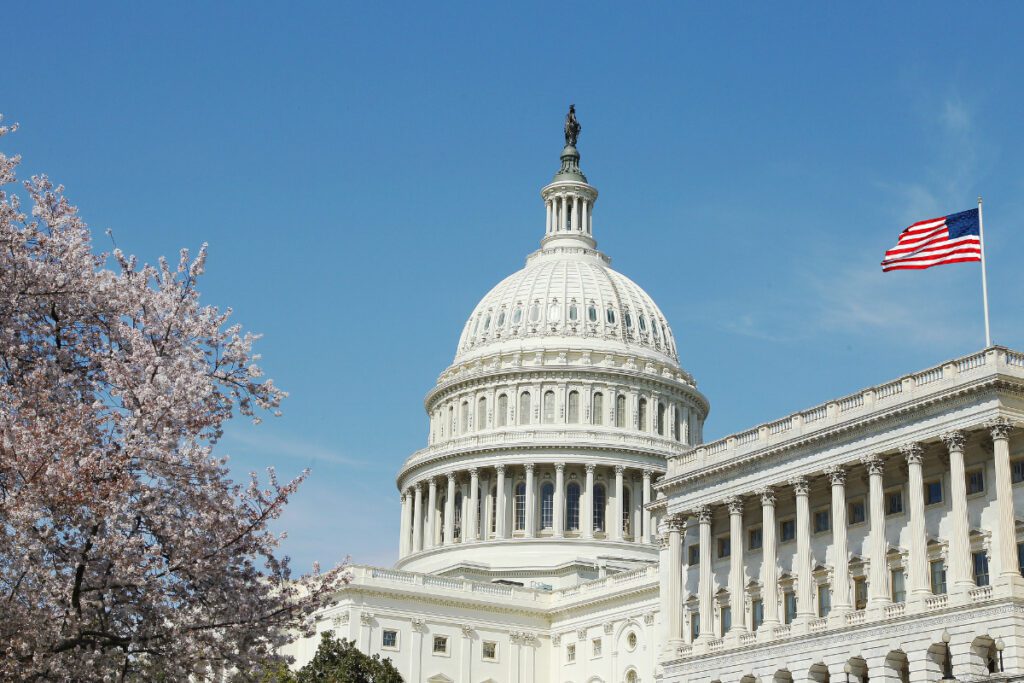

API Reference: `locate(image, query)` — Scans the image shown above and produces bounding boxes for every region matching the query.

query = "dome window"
[497,310,506,327]
[547,303,561,322]
[653,321,661,339]
[638,314,648,332]
[483,314,491,331]
[568,303,579,322]
[588,304,598,323]
[606,307,616,325]
[624,312,634,330]
[512,306,523,325]
[529,303,540,323]
[472,316,480,335]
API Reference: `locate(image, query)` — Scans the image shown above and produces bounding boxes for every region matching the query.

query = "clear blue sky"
[4,3,1024,571]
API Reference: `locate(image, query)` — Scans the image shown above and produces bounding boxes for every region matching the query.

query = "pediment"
[427,675,454,683]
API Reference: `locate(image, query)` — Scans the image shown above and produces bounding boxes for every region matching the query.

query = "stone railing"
[554,565,658,601]
[668,347,1019,478]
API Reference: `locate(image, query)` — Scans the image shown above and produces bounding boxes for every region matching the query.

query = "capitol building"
[282,112,1024,683]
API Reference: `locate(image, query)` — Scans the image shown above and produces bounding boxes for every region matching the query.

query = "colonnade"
[399,463,660,558]
[664,420,1019,645]
[545,191,592,235]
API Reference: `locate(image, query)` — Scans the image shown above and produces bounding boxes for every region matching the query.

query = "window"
[751,599,764,631]
[885,488,904,516]
[848,499,866,525]
[482,641,497,661]
[460,401,469,432]
[483,313,491,331]
[592,392,604,425]
[541,482,554,529]
[891,569,906,603]
[624,311,634,330]
[674,406,681,441]
[817,584,831,618]
[593,484,606,532]
[783,591,797,624]
[718,536,731,558]
[930,560,947,594]
[622,487,631,535]
[514,482,526,531]
[925,479,943,505]
[656,402,666,435]
[518,392,531,425]
[588,303,598,322]
[973,551,990,587]
[497,309,506,328]
[780,518,796,542]
[637,398,648,431]
[1013,459,1024,484]
[568,302,579,322]
[748,526,763,551]
[626,632,637,650]
[512,305,522,324]
[567,390,580,424]
[639,313,648,332]
[528,302,540,323]
[382,629,398,649]
[477,397,487,430]
[454,492,463,538]
[592,638,602,658]
[566,643,576,663]
[496,394,507,427]
[615,395,626,428]
[1019,542,1024,577]
[721,605,732,634]
[566,482,581,530]
[690,613,700,640]
[854,577,868,610]
[433,636,449,655]
[543,391,555,423]
[967,467,985,495]
[688,543,700,566]
[813,509,830,534]
[490,486,497,533]
[547,302,561,322]
[606,307,616,324]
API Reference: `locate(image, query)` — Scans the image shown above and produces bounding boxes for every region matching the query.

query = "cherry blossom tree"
[0,117,346,681]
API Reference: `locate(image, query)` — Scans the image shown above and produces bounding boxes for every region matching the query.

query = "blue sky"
[4,3,1024,571]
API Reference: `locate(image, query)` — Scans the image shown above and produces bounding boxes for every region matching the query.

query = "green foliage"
[253,632,403,683]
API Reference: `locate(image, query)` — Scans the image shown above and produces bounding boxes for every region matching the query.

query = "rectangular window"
[854,578,867,610]
[973,551,990,587]
[783,591,797,624]
[718,536,731,559]
[817,584,831,618]
[930,560,947,595]
[925,479,943,506]
[1013,459,1024,484]
[566,643,576,663]
[813,509,831,534]
[433,636,448,655]
[848,499,867,525]
[382,629,398,649]
[967,468,985,495]
[748,526,763,551]
[720,605,732,634]
[592,638,602,658]
[1019,542,1024,577]
[690,613,700,641]
[751,599,764,631]
[688,544,700,566]
[885,489,904,516]
[482,641,497,661]
[891,569,906,603]
[780,518,796,543]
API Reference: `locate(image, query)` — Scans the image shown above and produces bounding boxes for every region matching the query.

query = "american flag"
[881,208,982,272]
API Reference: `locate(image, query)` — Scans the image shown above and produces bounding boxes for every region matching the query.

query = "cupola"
[540,104,599,251]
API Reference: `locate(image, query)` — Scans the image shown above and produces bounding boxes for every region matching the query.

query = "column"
[399,490,410,557]
[697,505,713,639]
[495,465,508,539]
[412,483,423,553]
[614,466,625,541]
[759,487,779,628]
[583,464,596,539]
[902,443,930,600]
[825,465,851,613]
[525,464,536,538]
[426,477,438,548]
[560,195,567,231]
[990,419,1020,581]
[468,468,479,543]
[791,476,814,620]
[581,198,589,234]
[481,472,492,541]
[554,463,565,538]
[726,496,746,633]
[862,454,891,606]
[444,473,456,546]
[667,514,685,645]
[942,431,973,592]
[570,195,578,231]
[642,469,653,544]
[545,199,552,234]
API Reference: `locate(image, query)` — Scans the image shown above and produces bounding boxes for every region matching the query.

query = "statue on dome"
[564,104,581,147]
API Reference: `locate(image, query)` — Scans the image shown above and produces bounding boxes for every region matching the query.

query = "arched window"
[624,311,634,330]
[567,391,580,424]
[626,671,639,683]
[637,398,648,431]
[547,302,561,322]
[543,390,556,423]
[454,492,463,539]
[514,482,526,531]
[588,303,598,322]
[519,392,531,425]
[448,405,455,434]
[592,392,604,425]
[565,202,572,230]
[639,313,648,332]
[568,302,579,322]
[541,482,554,529]
[512,306,523,325]
[438,409,445,438]
[622,487,631,535]
[566,482,581,531]
[657,402,666,436]
[593,483,607,532]
[460,401,469,433]
[477,487,483,535]
[477,396,487,430]
[615,394,626,428]
[674,403,681,442]
[528,302,540,323]
[606,307,617,325]
[496,394,508,427]
[497,309,506,328]
[483,313,491,332]
[490,486,497,534]
[439,496,447,542]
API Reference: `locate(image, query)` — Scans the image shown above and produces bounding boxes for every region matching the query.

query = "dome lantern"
[540,105,599,251]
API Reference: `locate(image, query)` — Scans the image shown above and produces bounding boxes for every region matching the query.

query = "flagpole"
[978,196,992,347]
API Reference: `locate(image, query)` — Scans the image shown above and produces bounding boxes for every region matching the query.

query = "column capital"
[900,442,924,465]
[757,486,776,506]
[642,468,653,480]
[860,454,884,476]
[696,504,713,524]
[788,476,810,495]
[824,465,847,486]
[468,467,479,479]
[428,477,438,489]
[495,464,506,475]
[941,430,967,452]
[524,463,535,473]
[414,482,423,492]
[585,463,596,474]
[989,417,1013,441]
[446,471,457,483]
[725,496,744,515]
[614,464,625,475]
[554,462,566,472]
[665,513,686,532]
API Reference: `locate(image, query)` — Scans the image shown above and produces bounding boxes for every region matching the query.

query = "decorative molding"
[941,430,966,452]
[989,417,1012,440]
[359,612,375,625]
[604,622,614,635]
[860,454,884,476]
[789,476,810,496]
[696,505,713,524]
[900,442,923,465]
[411,618,427,632]
[824,465,846,486]
[461,625,474,638]
[725,496,744,515]
[577,628,588,641]
[757,487,776,506]
[644,611,656,626]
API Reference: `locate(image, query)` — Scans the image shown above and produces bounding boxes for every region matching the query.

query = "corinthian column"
[989,419,1020,581]
[825,465,851,614]
[412,483,423,553]
[583,464,596,539]
[862,455,890,607]
[468,468,479,543]
[399,489,410,557]
[426,477,438,549]
[642,469,653,544]
[758,487,779,629]
[697,505,714,640]
[495,465,507,539]
[524,464,536,538]
[444,473,456,546]
[791,476,814,620]
[726,496,746,634]
[902,443,930,600]
[554,464,565,538]
[942,430,973,592]
[614,466,625,541]
[666,514,685,646]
